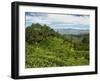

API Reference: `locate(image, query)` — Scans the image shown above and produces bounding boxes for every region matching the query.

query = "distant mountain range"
[54,29,89,35]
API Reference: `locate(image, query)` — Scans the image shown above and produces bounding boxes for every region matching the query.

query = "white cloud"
[26,15,52,25]
[25,13,90,29]
[48,14,90,25]
[26,13,90,26]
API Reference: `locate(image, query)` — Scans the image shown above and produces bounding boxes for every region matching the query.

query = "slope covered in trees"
[25,23,89,68]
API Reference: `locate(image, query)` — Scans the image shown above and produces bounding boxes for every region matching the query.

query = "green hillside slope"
[25,23,89,68]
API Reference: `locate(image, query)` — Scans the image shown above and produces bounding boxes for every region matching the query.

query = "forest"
[25,23,89,68]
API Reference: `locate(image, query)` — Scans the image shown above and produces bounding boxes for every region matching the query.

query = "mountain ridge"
[54,28,89,35]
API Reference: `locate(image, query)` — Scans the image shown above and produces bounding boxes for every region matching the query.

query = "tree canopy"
[26,23,60,44]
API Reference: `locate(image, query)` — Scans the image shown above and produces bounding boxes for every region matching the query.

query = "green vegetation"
[25,23,89,68]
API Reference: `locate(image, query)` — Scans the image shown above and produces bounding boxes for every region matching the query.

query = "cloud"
[25,12,90,29]
[25,12,48,17]
[48,14,90,25]
[25,15,51,26]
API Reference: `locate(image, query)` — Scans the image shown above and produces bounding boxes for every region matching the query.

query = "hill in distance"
[54,28,89,35]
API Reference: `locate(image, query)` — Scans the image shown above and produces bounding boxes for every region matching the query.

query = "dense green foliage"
[25,23,89,68]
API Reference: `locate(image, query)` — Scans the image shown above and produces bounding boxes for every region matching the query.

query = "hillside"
[25,23,89,68]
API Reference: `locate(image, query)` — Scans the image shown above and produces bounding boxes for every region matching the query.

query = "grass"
[25,36,89,68]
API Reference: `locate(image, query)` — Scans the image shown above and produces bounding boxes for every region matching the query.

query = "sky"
[25,12,90,30]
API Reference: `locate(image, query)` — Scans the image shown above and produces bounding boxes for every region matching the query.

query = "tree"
[25,23,60,44]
